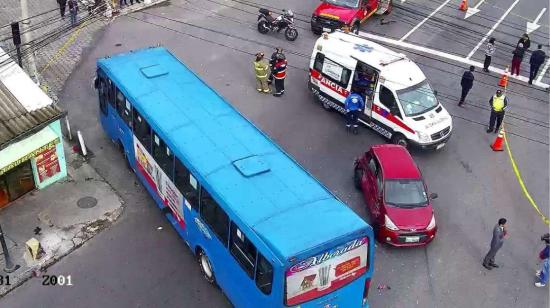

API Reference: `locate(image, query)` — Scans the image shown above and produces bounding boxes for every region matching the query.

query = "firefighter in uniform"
[272,53,287,97]
[254,52,270,93]
[487,89,508,133]
[345,89,365,134]
[268,47,284,85]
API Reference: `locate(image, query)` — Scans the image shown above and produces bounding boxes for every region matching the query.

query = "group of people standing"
[56,0,79,26]
[482,219,549,288]
[482,33,547,84]
[253,47,287,97]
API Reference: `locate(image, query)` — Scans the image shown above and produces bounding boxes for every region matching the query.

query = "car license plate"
[322,27,331,33]
[405,236,420,243]
[436,143,445,150]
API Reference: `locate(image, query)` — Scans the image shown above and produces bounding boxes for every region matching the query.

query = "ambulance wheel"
[198,249,216,285]
[354,167,363,190]
[322,101,332,111]
[391,134,408,148]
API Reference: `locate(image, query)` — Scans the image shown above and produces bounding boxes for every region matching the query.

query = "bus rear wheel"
[198,249,216,285]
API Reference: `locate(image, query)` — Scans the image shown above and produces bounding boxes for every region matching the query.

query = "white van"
[309,31,452,150]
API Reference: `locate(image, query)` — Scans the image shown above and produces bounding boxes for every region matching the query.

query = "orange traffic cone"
[459,0,468,11]
[491,127,505,151]
[498,66,509,88]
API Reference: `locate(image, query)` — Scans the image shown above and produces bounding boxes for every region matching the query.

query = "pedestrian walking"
[517,33,531,51]
[483,38,495,72]
[268,47,283,85]
[119,0,128,6]
[511,43,525,76]
[344,89,365,135]
[253,52,270,93]
[535,258,549,287]
[459,65,475,106]
[57,0,67,18]
[539,233,550,261]
[529,44,546,84]
[486,89,508,133]
[272,53,287,97]
[68,0,78,26]
[482,218,507,270]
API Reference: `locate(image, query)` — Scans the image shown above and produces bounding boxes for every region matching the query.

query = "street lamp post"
[0,223,20,273]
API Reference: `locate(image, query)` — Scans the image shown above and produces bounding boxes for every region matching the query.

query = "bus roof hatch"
[140,64,169,78]
[232,155,270,177]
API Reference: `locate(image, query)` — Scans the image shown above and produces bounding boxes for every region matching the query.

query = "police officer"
[272,53,287,97]
[253,52,270,93]
[345,89,365,134]
[268,47,283,85]
[487,89,508,133]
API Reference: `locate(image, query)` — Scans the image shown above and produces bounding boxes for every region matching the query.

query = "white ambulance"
[309,31,452,150]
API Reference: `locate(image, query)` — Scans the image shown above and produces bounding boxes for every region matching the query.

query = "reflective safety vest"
[254,60,269,79]
[492,95,505,112]
[273,60,287,79]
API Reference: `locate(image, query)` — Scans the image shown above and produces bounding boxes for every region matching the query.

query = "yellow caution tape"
[503,127,550,225]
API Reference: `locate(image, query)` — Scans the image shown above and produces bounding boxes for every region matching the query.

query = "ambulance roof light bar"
[380,54,407,66]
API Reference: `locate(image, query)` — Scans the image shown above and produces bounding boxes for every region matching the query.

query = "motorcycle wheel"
[285,28,298,41]
[258,20,270,34]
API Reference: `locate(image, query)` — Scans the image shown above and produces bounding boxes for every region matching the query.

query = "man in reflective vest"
[272,53,287,97]
[254,52,270,93]
[268,47,283,85]
[487,89,508,133]
[345,89,365,135]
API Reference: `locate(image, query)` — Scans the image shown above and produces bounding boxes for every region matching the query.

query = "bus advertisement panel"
[285,237,369,305]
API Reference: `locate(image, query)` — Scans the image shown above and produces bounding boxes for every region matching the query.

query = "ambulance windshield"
[396,81,438,117]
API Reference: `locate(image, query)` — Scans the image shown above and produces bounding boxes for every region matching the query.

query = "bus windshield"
[285,237,369,306]
[396,81,438,117]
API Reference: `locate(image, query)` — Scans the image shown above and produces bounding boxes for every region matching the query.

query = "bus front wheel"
[198,249,216,285]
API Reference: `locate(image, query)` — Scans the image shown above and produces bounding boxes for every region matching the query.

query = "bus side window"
[200,189,229,246]
[230,222,257,278]
[255,253,273,295]
[313,53,324,72]
[174,158,200,210]
[133,109,152,152]
[108,80,116,107]
[379,86,401,118]
[115,89,132,127]
[97,76,108,115]
[152,133,174,179]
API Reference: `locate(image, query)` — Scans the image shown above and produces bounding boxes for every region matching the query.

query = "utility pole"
[21,0,40,85]
[10,22,22,67]
[0,223,20,273]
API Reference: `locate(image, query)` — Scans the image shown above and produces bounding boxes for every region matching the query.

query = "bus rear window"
[285,237,369,306]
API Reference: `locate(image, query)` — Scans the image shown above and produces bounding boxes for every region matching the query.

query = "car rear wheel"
[354,167,363,190]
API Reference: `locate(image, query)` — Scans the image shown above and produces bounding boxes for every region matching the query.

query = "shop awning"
[0,126,60,176]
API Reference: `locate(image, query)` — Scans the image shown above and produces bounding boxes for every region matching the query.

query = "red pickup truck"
[311,0,392,34]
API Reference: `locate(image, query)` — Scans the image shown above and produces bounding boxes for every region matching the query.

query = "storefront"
[0,47,67,208]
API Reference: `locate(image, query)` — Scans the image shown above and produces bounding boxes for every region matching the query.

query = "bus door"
[96,70,117,139]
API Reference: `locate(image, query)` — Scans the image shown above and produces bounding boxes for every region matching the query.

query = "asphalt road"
[1,0,548,307]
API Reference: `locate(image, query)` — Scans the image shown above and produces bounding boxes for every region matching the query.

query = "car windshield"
[384,179,428,208]
[396,81,438,117]
[324,0,360,9]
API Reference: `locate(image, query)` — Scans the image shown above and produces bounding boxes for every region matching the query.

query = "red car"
[311,0,393,34]
[354,145,438,247]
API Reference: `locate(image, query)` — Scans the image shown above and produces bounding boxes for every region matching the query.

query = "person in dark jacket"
[511,43,525,76]
[459,66,475,106]
[529,44,546,84]
[483,218,507,270]
[272,53,287,97]
[57,0,67,18]
[344,89,365,134]
[517,33,531,51]
[267,47,283,85]
[119,0,128,6]
[68,0,78,26]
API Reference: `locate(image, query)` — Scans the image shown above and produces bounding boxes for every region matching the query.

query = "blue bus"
[95,47,375,308]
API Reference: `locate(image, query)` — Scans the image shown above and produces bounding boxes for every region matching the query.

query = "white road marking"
[465,0,486,19]
[536,58,550,83]
[466,0,521,60]
[399,0,452,42]
[526,7,547,34]
[358,31,550,88]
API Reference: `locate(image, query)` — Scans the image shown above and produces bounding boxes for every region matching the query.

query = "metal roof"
[0,80,64,150]
[97,47,371,260]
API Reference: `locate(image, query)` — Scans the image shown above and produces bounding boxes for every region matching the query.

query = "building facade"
[0,48,67,208]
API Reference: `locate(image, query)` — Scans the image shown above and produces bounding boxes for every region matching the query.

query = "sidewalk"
[0,143,124,297]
